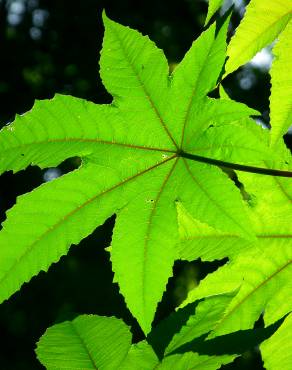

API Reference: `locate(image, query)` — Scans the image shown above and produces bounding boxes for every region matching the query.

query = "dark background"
[0,0,290,369]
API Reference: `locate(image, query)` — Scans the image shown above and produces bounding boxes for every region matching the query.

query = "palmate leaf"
[260,313,292,370]
[0,13,280,334]
[224,0,292,77]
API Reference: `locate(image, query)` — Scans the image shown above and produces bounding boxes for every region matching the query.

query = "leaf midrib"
[141,158,179,318]
[0,137,175,154]
[70,321,98,370]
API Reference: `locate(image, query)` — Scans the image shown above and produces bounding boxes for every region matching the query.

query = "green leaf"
[149,294,279,362]
[224,0,292,76]
[0,14,276,335]
[270,19,292,146]
[148,301,199,359]
[219,84,230,99]
[165,294,234,355]
[157,352,235,370]
[260,314,292,370]
[205,0,225,26]
[147,294,233,358]
[36,315,132,370]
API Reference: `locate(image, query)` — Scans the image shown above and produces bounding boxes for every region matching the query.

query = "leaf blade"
[36,315,132,370]
[270,19,292,146]
[165,294,234,355]
[224,0,292,76]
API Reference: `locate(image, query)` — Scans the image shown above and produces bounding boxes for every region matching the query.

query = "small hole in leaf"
[221,168,255,205]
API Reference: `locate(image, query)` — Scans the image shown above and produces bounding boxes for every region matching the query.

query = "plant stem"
[179,151,292,177]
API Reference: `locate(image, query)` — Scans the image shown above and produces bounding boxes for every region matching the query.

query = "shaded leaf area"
[168,319,283,358]
[148,293,283,361]
[148,294,234,359]
[157,352,235,370]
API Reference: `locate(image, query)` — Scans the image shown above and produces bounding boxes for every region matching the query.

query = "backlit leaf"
[0,13,283,336]
[270,19,292,146]
[224,0,292,76]
[36,315,132,370]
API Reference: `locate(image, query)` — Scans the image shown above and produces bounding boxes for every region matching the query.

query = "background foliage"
[0,0,291,369]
